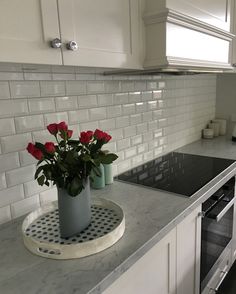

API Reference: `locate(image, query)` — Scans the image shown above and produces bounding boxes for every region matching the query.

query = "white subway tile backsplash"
[44,112,68,125]
[129,92,141,103]
[1,133,32,153]
[124,125,136,138]
[89,107,107,121]
[0,99,28,118]
[0,153,20,172]
[0,206,11,224]
[78,95,98,108]
[136,122,148,134]
[19,150,37,166]
[87,81,105,94]
[69,109,89,124]
[117,138,131,151]
[107,105,122,118]
[24,180,51,198]
[80,121,98,131]
[39,187,57,206]
[130,114,142,125]
[55,96,78,111]
[11,194,40,218]
[28,98,55,114]
[0,173,6,190]
[105,81,121,93]
[0,118,15,136]
[10,81,40,98]
[115,116,130,128]
[0,72,23,80]
[66,81,86,95]
[0,67,216,224]
[113,93,129,105]
[40,81,65,96]
[122,103,135,115]
[0,82,10,99]
[24,72,52,81]
[6,165,36,187]
[15,115,44,133]
[0,185,24,207]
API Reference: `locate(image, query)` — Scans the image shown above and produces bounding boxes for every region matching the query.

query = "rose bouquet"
[27,121,118,197]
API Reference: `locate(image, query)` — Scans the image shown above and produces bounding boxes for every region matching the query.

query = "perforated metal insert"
[25,205,121,245]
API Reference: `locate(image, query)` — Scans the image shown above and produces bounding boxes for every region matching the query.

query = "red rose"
[80,131,93,144]
[47,123,58,135]
[104,133,112,143]
[26,143,35,155]
[33,149,43,160]
[67,130,73,139]
[45,142,56,154]
[57,121,68,132]
[94,129,105,140]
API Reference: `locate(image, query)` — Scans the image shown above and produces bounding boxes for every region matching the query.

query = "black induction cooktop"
[116,152,235,197]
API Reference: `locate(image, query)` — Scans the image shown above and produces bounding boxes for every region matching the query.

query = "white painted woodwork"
[144,0,234,70]
[103,228,177,294]
[58,0,143,69]
[176,207,201,294]
[0,0,62,65]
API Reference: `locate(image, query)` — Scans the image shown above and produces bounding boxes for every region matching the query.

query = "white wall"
[0,63,216,224]
[216,74,236,137]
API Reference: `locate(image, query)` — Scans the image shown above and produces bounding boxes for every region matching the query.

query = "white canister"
[208,122,220,137]
[202,128,214,139]
[212,119,226,136]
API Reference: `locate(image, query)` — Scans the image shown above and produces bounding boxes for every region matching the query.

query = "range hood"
[141,0,235,73]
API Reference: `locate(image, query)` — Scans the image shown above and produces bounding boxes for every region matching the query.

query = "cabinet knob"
[50,38,62,49]
[66,41,78,51]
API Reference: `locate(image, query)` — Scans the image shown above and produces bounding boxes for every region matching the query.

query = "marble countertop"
[1,137,236,294]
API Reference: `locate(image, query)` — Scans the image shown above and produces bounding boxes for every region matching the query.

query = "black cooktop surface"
[116,152,235,197]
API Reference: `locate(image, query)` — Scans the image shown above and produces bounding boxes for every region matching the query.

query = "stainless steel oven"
[200,177,235,292]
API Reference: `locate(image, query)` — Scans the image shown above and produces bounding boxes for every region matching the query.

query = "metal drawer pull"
[209,270,228,293]
[66,40,78,51]
[206,197,235,222]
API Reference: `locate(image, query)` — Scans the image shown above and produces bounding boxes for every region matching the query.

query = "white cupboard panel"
[176,207,201,294]
[103,228,176,294]
[58,0,142,69]
[0,0,62,65]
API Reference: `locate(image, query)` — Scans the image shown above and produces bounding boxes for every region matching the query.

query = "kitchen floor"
[218,260,236,294]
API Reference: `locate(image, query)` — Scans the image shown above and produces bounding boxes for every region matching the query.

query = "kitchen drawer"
[202,249,232,294]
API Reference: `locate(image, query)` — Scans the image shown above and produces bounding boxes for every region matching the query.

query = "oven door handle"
[206,197,235,222]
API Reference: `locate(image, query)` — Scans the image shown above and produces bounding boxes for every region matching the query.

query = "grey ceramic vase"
[57,178,91,238]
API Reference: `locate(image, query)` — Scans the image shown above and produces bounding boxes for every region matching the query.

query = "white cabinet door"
[58,0,142,69]
[167,0,232,32]
[176,207,201,294]
[0,0,62,65]
[103,228,176,294]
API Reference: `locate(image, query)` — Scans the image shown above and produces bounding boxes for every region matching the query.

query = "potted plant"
[26,121,118,238]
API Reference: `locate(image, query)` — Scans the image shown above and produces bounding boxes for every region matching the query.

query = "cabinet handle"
[209,270,228,293]
[50,38,62,49]
[66,41,78,51]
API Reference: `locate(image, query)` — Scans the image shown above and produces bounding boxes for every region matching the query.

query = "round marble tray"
[22,198,125,259]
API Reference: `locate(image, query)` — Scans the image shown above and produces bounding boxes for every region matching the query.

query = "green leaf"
[67,177,83,196]
[35,165,45,179]
[82,154,91,162]
[37,175,45,186]
[100,153,118,164]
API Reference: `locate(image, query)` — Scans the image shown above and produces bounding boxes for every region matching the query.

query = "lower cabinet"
[103,206,201,294]
[103,228,176,294]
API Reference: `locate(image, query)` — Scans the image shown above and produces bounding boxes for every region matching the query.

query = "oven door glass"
[201,193,234,285]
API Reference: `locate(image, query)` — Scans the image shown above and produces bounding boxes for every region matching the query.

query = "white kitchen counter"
[0,136,235,294]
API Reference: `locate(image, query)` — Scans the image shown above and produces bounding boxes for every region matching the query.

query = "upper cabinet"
[0,0,143,69]
[0,0,62,65]
[143,0,235,70]
[58,0,143,69]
